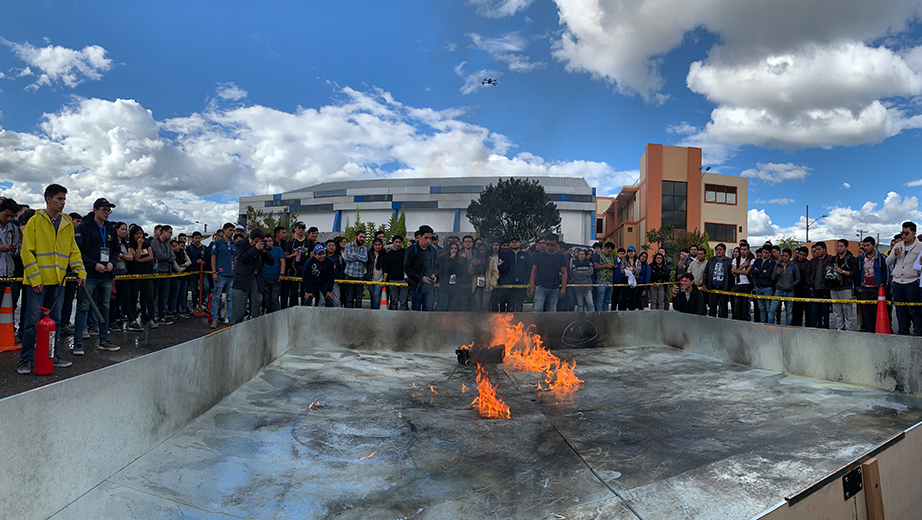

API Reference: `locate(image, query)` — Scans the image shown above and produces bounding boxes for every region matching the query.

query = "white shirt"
[732,257,751,285]
[0,221,12,277]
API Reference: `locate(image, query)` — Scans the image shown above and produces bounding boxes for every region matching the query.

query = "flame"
[461,383,468,393]
[411,383,417,389]
[360,452,376,460]
[471,364,511,419]
[491,315,584,395]
[430,386,439,394]
[307,401,322,412]
[459,342,472,351]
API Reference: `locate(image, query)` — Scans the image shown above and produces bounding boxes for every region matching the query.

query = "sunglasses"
[903,230,914,235]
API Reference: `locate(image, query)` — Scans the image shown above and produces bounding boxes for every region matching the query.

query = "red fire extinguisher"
[34,306,56,376]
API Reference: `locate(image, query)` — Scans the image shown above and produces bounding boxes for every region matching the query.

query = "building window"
[705,184,737,205]
[627,227,633,233]
[596,217,604,234]
[353,194,393,203]
[662,181,687,229]
[403,200,439,209]
[265,199,300,207]
[297,203,334,213]
[705,223,737,243]
[314,189,347,198]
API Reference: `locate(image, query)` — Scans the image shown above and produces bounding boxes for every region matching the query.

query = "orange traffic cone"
[380,287,388,310]
[876,286,891,335]
[0,286,19,352]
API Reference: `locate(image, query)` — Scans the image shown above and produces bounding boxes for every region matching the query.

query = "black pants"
[128,278,155,322]
[791,287,808,326]
[341,276,364,308]
[732,284,752,321]
[612,286,627,311]
[807,288,830,329]
[490,288,506,312]
[858,286,879,332]
[708,291,728,318]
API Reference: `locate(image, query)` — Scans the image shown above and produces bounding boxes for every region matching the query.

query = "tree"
[466,178,561,248]
[386,208,407,240]
[242,205,299,237]
[674,228,713,257]
[344,209,385,241]
[643,224,675,256]
[776,236,801,250]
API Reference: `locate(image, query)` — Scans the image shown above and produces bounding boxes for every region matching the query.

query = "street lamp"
[195,221,208,234]
[804,205,826,243]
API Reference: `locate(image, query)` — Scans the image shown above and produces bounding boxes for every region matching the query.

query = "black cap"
[295,221,306,229]
[93,198,115,209]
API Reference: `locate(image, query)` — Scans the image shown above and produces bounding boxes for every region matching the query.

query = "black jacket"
[233,239,275,293]
[674,285,707,315]
[805,255,834,290]
[704,257,732,290]
[830,252,859,291]
[302,256,336,294]
[499,250,531,285]
[752,258,776,288]
[383,248,406,281]
[404,243,440,292]
[74,219,120,279]
[651,263,671,283]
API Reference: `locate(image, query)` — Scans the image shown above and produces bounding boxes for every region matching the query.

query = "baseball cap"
[627,245,635,252]
[313,244,326,254]
[234,224,245,231]
[93,198,116,209]
[295,221,306,229]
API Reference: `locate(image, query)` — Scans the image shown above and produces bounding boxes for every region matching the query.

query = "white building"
[238,176,598,244]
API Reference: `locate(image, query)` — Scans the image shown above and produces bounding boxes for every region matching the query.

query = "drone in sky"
[482,78,498,86]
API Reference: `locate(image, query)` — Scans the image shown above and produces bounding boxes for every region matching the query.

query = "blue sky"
[2,0,922,244]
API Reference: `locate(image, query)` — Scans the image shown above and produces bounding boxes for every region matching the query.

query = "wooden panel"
[862,458,885,520]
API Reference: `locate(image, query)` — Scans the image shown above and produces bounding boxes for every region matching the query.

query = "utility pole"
[857,229,868,240]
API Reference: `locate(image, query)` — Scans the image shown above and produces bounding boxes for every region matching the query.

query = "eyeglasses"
[903,230,914,235]
[98,208,112,213]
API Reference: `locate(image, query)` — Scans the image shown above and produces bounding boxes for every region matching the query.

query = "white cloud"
[740,162,811,184]
[753,198,794,205]
[469,32,546,73]
[0,87,623,230]
[216,82,248,101]
[843,182,851,189]
[4,39,113,90]
[747,191,922,244]
[550,0,922,149]
[469,0,534,18]
[454,61,502,94]
[445,42,458,52]
[906,179,922,187]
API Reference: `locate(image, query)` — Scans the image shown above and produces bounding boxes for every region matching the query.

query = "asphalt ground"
[0,313,224,400]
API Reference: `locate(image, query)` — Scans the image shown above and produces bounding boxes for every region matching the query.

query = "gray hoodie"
[771,260,801,292]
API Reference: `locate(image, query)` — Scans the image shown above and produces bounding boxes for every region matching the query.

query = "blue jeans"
[532,286,559,312]
[369,284,383,309]
[170,275,189,313]
[21,284,65,362]
[212,276,233,321]
[754,286,774,323]
[892,282,922,336]
[595,285,613,311]
[75,277,112,346]
[807,288,830,328]
[769,290,795,326]
[418,283,435,311]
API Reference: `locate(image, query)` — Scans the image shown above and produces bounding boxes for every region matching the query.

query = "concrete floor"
[51,343,922,520]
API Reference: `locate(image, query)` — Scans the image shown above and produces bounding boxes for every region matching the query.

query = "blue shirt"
[211,238,235,277]
[343,240,368,278]
[263,246,285,279]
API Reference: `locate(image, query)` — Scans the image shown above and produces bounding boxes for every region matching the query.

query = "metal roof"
[284,176,590,195]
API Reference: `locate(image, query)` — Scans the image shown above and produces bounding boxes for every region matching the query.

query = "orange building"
[606,144,748,251]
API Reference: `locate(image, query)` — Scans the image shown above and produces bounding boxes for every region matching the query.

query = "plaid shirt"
[343,240,368,278]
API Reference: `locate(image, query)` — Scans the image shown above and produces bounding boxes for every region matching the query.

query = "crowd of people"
[2,184,921,375]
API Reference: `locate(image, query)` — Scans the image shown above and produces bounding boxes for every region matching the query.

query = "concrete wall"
[3,306,921,520]
[0,308,295,520]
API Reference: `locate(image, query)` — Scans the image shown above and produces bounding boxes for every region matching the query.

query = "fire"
[461,383,468,393]
[491,315,584,395]
[307,401,322,412]
[430,385,439,394]
[359,452,376,460]
[471,364,511,419]
[459,342,472,351]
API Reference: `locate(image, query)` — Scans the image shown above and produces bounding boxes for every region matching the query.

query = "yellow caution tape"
[699,287,922,306]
